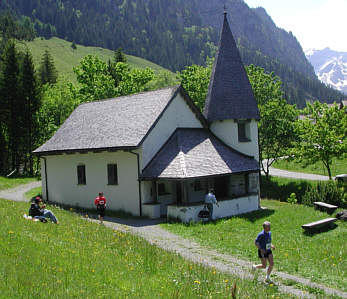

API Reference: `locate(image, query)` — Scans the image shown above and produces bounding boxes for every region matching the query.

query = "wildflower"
[331,256,334,259]
[8,231,14,234]
[212,270,216,275]
[194,280,201,284]
[224,279,229,283]
[85,214,89,218]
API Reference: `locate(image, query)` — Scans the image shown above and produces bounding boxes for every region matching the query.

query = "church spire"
[203,11,260,122]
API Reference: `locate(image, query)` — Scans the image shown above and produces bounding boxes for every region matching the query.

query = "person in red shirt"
[94,192,107,224]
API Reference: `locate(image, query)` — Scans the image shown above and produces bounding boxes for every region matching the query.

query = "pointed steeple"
[203,12,260,122]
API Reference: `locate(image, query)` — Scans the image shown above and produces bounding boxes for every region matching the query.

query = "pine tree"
[20,49,41,175]
[38,50,58,85]
[114,48,127,64]
[0,40,22,172]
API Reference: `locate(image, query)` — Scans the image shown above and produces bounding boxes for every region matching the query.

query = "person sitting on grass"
[28,196,59,224]
[252,221,275,282]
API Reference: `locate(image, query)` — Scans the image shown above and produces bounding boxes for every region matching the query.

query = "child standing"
[94,192,107,224]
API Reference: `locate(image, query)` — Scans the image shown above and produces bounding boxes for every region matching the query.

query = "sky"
[243,0,347,52]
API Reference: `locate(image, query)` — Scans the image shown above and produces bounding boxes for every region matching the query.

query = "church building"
[34,12,260,222]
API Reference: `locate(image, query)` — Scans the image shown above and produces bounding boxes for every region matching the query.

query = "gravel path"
[97,216,347,299]
[264,167,330,181]
[0,181,41,202]
[261,160,330,181]
[2,182,346,298]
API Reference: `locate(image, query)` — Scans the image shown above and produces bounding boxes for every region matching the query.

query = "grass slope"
[162,200,347,291]
[272,157,347,177]
[0,199,289,298]
[0,176,38,191]
[21,37,175,82]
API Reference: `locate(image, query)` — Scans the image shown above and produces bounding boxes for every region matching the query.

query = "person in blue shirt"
[204,189,219,221]
[252,221,275,282]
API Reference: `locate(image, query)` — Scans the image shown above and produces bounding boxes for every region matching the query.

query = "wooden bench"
[302,217,337,232]
[313,202,338,214]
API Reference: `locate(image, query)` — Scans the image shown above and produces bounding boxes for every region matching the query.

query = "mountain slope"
[0,0,344,106]
[20,37,175,83]
[306,48,347,95]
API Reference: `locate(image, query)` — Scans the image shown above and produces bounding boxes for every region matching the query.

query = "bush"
[260,176,315,203]
[302,181,346,208]
[287,193,297,204]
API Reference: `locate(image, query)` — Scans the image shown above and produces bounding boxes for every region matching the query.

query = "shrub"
[302,181,346,208]
[260,176,315,203]
[287,193,297,204]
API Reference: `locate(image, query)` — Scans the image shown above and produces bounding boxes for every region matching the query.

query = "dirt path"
[2,182,346,298]
[0,181,41,202]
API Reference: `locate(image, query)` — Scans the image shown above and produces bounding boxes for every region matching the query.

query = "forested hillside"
[0,0,344,106]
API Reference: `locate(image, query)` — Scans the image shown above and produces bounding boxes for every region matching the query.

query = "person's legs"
[266,254,274,280]
[254,257,267,269]
[43,209,58,224]
[207,203,213,220]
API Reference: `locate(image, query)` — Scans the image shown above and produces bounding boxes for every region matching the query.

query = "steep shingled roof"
[34,86,187,154]
[203,12,260,121]
[141,128,259,179]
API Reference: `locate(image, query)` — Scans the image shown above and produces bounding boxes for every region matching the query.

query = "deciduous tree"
[246,65,298,177]
[293,102,347,179]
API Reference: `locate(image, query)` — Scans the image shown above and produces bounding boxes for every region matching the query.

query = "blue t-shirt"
[255,230,272,252]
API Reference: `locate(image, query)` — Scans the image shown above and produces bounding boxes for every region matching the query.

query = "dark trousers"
[206,203,213,220]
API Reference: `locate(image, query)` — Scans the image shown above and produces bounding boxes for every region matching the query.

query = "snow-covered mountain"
[305,48,347,95]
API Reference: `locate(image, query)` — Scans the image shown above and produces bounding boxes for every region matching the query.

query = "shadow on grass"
[303,223,338,236]
[237,208,275,223]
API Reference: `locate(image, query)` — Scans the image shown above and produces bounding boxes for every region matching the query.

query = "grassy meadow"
[162,200,347,292]
[0,176,38,191]
[20,37,176,83]
[1,199,290,299]
[272,157,347,177]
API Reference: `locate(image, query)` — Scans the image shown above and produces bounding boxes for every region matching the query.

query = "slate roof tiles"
[141,128,259,179]
[204,12,260,122]
[34,86,181,154]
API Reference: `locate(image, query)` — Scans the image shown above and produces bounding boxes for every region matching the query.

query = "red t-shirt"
[94,196,106,207]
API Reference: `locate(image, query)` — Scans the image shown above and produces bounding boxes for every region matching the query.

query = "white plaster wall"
[142,203,161,219]
[40,158,47,200]
[210,119,259,162]
[141,93,203,169]
[141,181,153,204]
[43,151,140,215]
[167,195,259,223]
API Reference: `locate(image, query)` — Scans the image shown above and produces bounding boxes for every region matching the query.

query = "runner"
[94,192,107,224]
[252,221,275,282]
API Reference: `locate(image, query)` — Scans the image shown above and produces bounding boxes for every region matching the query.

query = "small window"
[194,180,203,191]
[107,164,118,185]
[77,165,86,185]
[238,122,250,142]
[158,183,169,196]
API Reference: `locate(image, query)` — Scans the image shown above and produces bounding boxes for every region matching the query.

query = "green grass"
[20,37,176,83]
[0,176,38,191]
[0,199,290,298]
[162,200,347,291]
[24,186,42,201]
[272,157,347,177]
